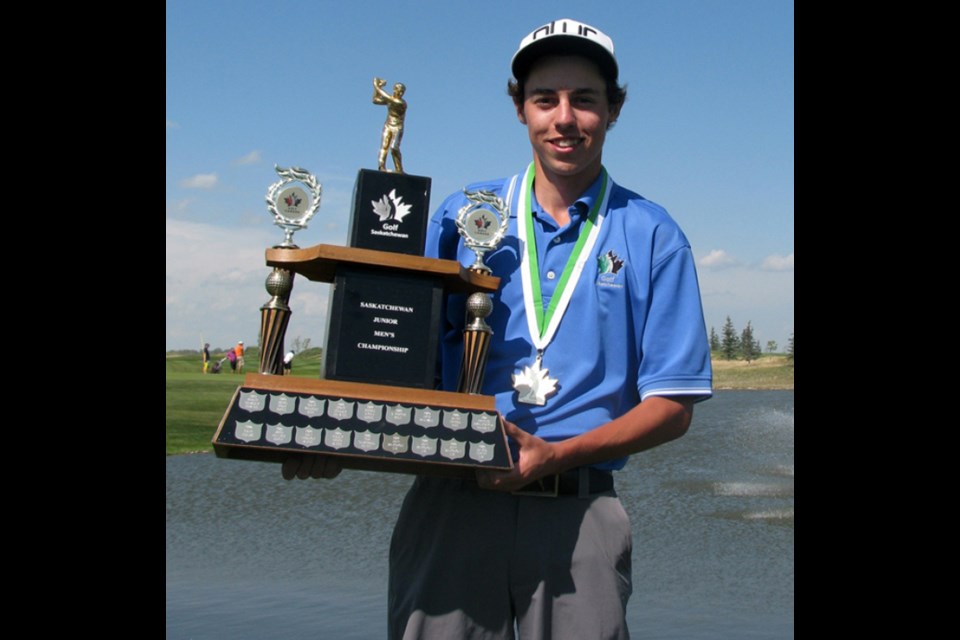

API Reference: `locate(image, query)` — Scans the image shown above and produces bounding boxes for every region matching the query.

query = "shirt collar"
[529,169,606,229]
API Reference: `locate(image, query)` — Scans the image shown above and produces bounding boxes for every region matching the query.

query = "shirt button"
[553,236,562,244]
[546,270,556,280]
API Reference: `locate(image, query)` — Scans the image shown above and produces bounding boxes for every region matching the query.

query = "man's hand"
[475,419,559,492]
[281,454,342,481]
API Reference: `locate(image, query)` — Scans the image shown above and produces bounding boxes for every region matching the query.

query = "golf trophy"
[212,81,513,477]
[256,166,322,375]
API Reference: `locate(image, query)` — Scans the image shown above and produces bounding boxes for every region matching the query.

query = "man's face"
[518,55,619,185]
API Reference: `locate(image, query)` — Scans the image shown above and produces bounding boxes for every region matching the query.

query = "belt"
[512,467,614,498]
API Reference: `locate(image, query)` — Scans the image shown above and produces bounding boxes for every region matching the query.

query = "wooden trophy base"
[213,373,511,477]
[213,244,509,477]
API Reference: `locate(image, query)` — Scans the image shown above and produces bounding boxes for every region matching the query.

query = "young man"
[387,18,712,639]
[284,17,713,639]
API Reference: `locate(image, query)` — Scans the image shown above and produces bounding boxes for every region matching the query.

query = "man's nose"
[555,98,576,127]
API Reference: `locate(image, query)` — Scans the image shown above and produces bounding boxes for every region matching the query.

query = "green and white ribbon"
[510,162,611,404]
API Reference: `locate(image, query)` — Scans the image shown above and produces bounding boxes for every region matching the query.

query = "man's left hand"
[475,419,559,492]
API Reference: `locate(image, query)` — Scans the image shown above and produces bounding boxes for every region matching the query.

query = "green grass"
[166,371,241,454]
[165,348,323,455]
[166,348,792,455]
[711,354,794,389]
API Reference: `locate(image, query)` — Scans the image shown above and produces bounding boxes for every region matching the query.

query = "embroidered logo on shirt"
[598,250,624,274]
[597,250,625,288]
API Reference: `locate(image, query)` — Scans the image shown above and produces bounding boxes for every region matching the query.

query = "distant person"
[202,343,210,374]
[235,341,245,374]
[283,350,295,375]
[226,348,237,373]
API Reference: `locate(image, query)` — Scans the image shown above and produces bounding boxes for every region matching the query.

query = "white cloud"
[699,249,738,270]
[166,198,193,215]
[234,151,261,165]
[166,219,273,283]
[166,218,332,351]
[761,253,794,271]
[180,173,219,189]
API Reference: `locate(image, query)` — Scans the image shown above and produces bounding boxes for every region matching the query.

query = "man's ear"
[516,104,527,125]
[608,102,623,125]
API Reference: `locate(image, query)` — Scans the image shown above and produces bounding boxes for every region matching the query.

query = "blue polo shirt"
[426,166,712,470]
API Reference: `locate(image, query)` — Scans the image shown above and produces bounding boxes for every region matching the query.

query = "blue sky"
[166,0,794,353]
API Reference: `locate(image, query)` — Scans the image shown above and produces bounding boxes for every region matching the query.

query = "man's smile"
[550,137,583,149]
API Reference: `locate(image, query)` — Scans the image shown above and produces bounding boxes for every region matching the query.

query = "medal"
[512,350,557,406]
[510,163,611,405]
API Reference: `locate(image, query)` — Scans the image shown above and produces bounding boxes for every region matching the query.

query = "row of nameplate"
[227,421,499,463]
[235,389,500,433]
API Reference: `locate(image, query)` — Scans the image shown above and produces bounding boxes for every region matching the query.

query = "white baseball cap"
[511,18,618,81]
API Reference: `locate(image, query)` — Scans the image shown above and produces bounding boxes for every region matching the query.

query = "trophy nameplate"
[323,265,442,389]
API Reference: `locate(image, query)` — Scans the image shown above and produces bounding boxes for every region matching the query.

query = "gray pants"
[388,476,633,639]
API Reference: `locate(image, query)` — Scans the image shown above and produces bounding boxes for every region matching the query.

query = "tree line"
[709,316,794,364]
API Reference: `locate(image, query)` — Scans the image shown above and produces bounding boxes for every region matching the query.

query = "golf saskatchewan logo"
[597,249,624,287]
[370,189,412,239]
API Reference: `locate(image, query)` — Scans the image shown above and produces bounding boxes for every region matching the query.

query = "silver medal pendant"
[512,353,558,406]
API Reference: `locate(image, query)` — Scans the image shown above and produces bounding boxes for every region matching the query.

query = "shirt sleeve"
[424,190,473,389]
[424,192,466,261]
[636,244,713,402]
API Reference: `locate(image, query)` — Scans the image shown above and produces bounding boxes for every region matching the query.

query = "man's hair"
[507,59,627,130]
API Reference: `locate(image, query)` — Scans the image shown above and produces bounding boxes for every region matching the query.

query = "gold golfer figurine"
[373,77,406,173]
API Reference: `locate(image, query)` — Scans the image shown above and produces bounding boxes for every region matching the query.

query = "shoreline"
[711,355,793,390]
[166,356,792,456]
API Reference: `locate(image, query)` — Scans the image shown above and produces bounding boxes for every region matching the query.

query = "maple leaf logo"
[598,250,624,275]
[512,364,558,406]
[371,189,412,223]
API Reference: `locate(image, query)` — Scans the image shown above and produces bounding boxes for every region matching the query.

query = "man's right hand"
[281,454,343,481]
